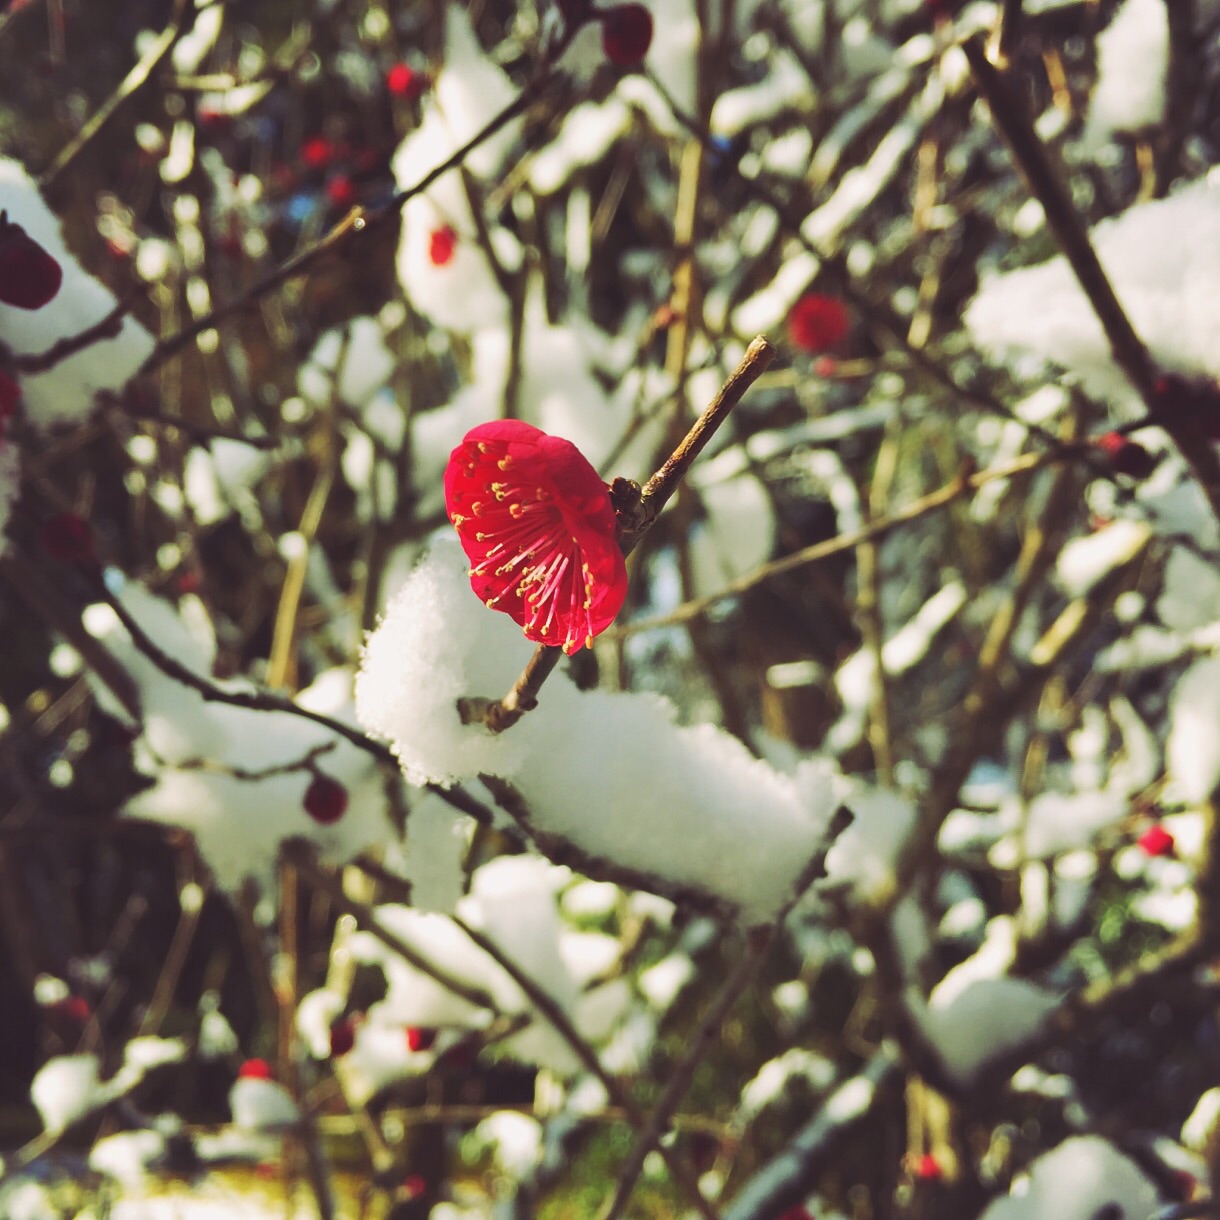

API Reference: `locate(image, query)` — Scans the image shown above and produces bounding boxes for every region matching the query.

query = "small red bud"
[600,4,653,65]
[304,774,348,825]
[914,1153,942,1180]
[329,1019,356,1057]
[39,513,94,564]
[652,303,678,330]
[301,137,335,170]
[386,63,424,98]
[406,1026,436,1053]
[238,1057,274,1080]
[402,1174,428,1199]
[0,219,63,310]
[788,292,850,354]
[326,175,356,208]
[55,995,92,1023]
[1137,824,1175,858]
[428,225,457,267]
[1095,431,1158,480]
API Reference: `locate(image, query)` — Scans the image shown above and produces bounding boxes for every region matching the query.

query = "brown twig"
[63,560,496,826]
[91,571,399,766]
[609,448,1061,638]
[8,294,138,375]
[631,336,777,544]
[40,0,193,190]
[597,806,854,1220]
[291,847,498,1013]
[138,41,569,379]
[962,34,1220,524]
[460,335,777,735]
[451,914,725,1220]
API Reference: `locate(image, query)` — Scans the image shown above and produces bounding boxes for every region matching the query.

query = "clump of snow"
[528,97,632,195]
[966,178,1220,416]
[356,539,841,922]
[829,581,966,754]
[1054,520,1152,599]
[468,1111,543,1178]
[30,1037,185,1134]
[347,856,618,1077]
[979,1135,1159,1220]
[229,1075,300,1131]
[737,1048,837,1118]
[688,459,776,598]
[1166,654,1220,804]
[83,587,391,892]
[1081,0,1168,153]
[907,918,1060,1084]
[710,50,814,137]
[391,10,526,333]
[822,785,915,901]
[183,438,274,526]
[30,1054,104,1133]
[89,1129,165,1187]
[296,988,346,1058]
[0,158,154,429]
[1158,546,1220,631]
[298,316,395,410]
[998,789,1130,861]
[401,792,472,913]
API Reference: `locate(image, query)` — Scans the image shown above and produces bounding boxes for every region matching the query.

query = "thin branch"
[92,572,400,766]
[962,34,1220,524]
[596,806,854,1220]
[722,1050,902,1220]
[610,449,1060,637]
[66,562,495,825]
[291,847,498,1013]
[138,40,570,378]
[451,913,725,1220]
[8,294,137,375]
[631,335,778,547]
[460,336,777,734]
[40,0,194,189]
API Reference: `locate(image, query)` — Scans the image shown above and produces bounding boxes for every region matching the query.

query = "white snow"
[966,177,1220,416]
[1167,654,1220,804]
[30,1054,105,1133]
[357,539,841,922]
[1081,0,1168,152]
[1054,520,1153,599]
[0,159,154,429]
[229,1077,300,1131]
[979,1136,1159,1220]
[84,587,391,892]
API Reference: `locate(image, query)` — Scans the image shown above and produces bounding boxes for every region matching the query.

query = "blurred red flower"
[788,292,850,353]
[386,62,424,99]
[0,218,63,311]
[1137,824,1175,858]
[601,4,653,65]
[445,420,628,655]
[428,224,457,266]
